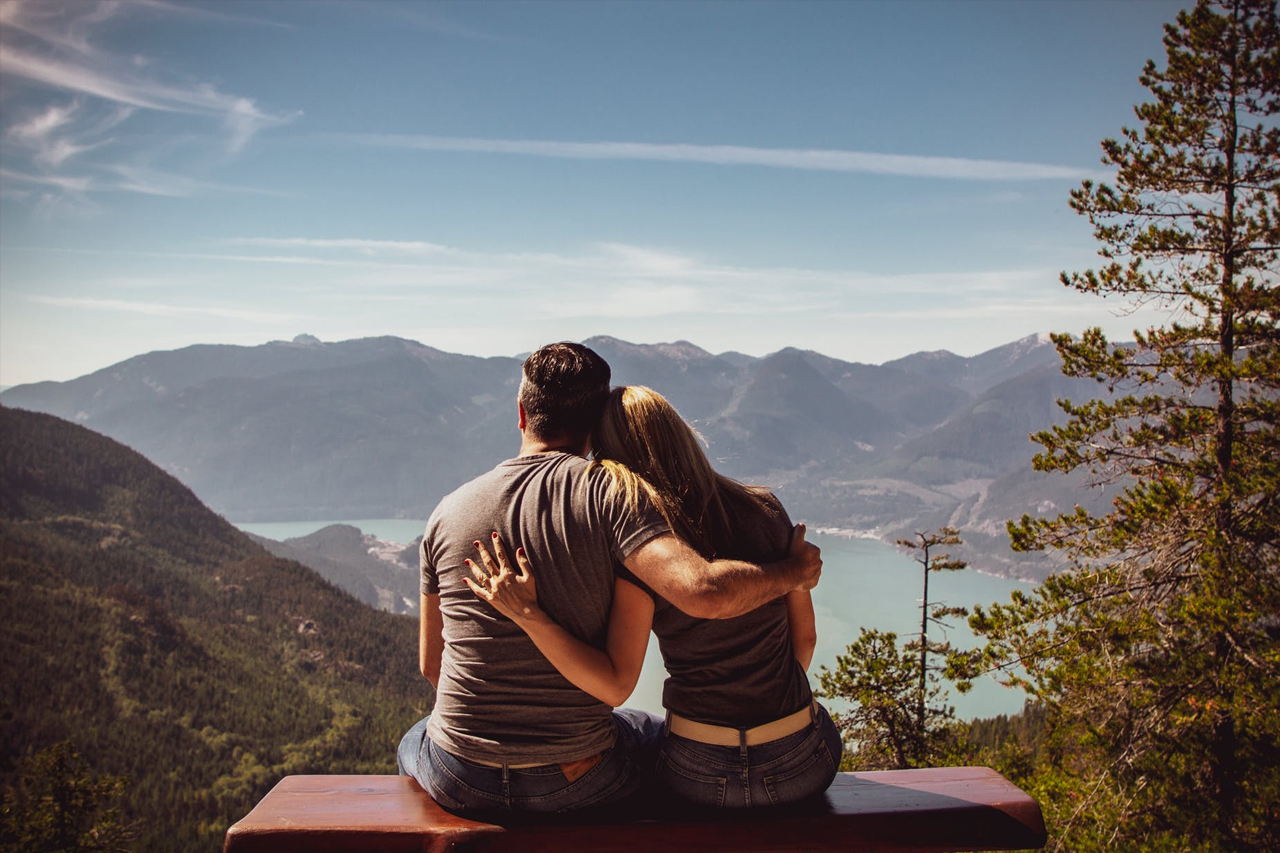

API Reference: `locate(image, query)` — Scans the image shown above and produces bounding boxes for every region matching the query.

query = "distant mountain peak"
[582,336,714,362]
[1013,332,1052,348]
[994,332,1058,364]
[582,334,626,347]
[653,340,713,361]
[767,347,815,363]
[292,334,322,345]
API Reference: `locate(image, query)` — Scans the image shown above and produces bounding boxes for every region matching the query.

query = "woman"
[467,385,843,808]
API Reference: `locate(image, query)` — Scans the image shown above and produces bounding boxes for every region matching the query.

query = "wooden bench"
[223,767,1047,853]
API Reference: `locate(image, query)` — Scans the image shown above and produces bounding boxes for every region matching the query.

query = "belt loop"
[501,763,511,808]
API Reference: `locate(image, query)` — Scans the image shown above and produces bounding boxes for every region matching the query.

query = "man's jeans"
[654,702,843,808]
[398,709,663,818]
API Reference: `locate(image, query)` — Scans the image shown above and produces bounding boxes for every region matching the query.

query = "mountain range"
[1,332,1118,580]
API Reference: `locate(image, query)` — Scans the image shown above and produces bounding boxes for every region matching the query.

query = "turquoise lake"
[237,520,1034,722]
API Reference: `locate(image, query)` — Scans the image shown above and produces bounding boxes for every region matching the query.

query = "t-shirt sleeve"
[594,468,670,563]
[420,518,439,596]
[615,561,658,599]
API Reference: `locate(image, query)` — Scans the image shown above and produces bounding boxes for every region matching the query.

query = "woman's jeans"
[655,702,844,808]
[398,709,663,818]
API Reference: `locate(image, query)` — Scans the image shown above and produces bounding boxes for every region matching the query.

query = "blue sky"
[0,0,1189,386]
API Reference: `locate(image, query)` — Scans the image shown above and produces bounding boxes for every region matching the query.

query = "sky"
[0,0,1193,387]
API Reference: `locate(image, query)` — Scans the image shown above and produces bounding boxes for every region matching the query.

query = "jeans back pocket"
[655,749,728,808]
[760,738,836,806]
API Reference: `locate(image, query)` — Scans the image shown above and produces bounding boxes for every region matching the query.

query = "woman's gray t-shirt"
[624,489,813,728]
[420,451,668,765]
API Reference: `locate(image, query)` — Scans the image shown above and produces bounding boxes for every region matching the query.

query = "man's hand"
[624,523,822,620]
[786,523,822,591]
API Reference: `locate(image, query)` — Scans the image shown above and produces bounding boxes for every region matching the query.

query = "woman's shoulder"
[746,485,786,514]
[718,483,793,557]
[732,485,790,525]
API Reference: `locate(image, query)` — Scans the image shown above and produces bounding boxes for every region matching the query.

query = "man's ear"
[517,401,527,431]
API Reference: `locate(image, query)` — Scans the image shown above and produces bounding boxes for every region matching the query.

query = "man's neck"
[519,433,588,458]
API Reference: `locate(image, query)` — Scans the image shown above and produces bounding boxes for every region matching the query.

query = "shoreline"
[806,525,1039,586]
[808,525,882,540]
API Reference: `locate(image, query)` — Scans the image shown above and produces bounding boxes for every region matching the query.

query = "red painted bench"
[223,767,1046,853]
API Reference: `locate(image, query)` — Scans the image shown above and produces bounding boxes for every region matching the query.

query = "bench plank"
[224,767,1046,853]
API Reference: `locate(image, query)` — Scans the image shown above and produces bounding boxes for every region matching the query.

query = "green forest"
[0,407,429,852]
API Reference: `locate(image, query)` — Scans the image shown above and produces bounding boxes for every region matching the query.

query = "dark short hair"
[520,342,611,441]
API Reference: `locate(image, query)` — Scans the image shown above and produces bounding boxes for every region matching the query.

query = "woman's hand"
[466,532,653,707]
[465,533,542,624]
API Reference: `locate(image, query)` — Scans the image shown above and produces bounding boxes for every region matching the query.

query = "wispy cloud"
[0,0,112,56]
[81,238,1055,330]
[0,42,298,149]
[5,100,120,168]
[227,237,456,256]
[343,134,1097,181]
[182,238,1052,300]
[30,295,305,323]
[7,101,79,140]
[0,167,94,192]
[35,136,110,167]
[0,0,297,216]
[39,240,1054,315]
[0,165,287,198]
[129,0,294,30]
[108,165,292,198]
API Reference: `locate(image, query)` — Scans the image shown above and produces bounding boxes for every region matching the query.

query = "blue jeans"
[654,702,843,808]
[397,708,663,818]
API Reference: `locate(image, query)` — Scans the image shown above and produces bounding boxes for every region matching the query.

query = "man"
[398,342,821,817]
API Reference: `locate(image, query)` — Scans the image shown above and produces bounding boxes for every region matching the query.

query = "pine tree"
[969,2,1280,850]
[894,528,968,739]
[819,528,968,770]
[817,628,952,770]
[0,742,135,853]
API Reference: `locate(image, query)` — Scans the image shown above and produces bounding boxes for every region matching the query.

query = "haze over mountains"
[1,333,1116,579]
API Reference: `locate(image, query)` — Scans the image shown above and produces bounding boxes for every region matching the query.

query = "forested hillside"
[0,407,428,853]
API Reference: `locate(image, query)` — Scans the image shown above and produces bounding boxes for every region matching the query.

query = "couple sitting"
[398,341,842,817]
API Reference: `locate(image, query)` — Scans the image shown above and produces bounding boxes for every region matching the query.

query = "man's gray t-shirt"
[421,451,668,765]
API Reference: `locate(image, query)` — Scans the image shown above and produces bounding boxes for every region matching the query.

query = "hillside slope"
[0,407,429,853]
[247,524,420,615]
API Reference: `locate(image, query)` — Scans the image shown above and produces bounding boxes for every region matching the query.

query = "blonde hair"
[593,385,772,558]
